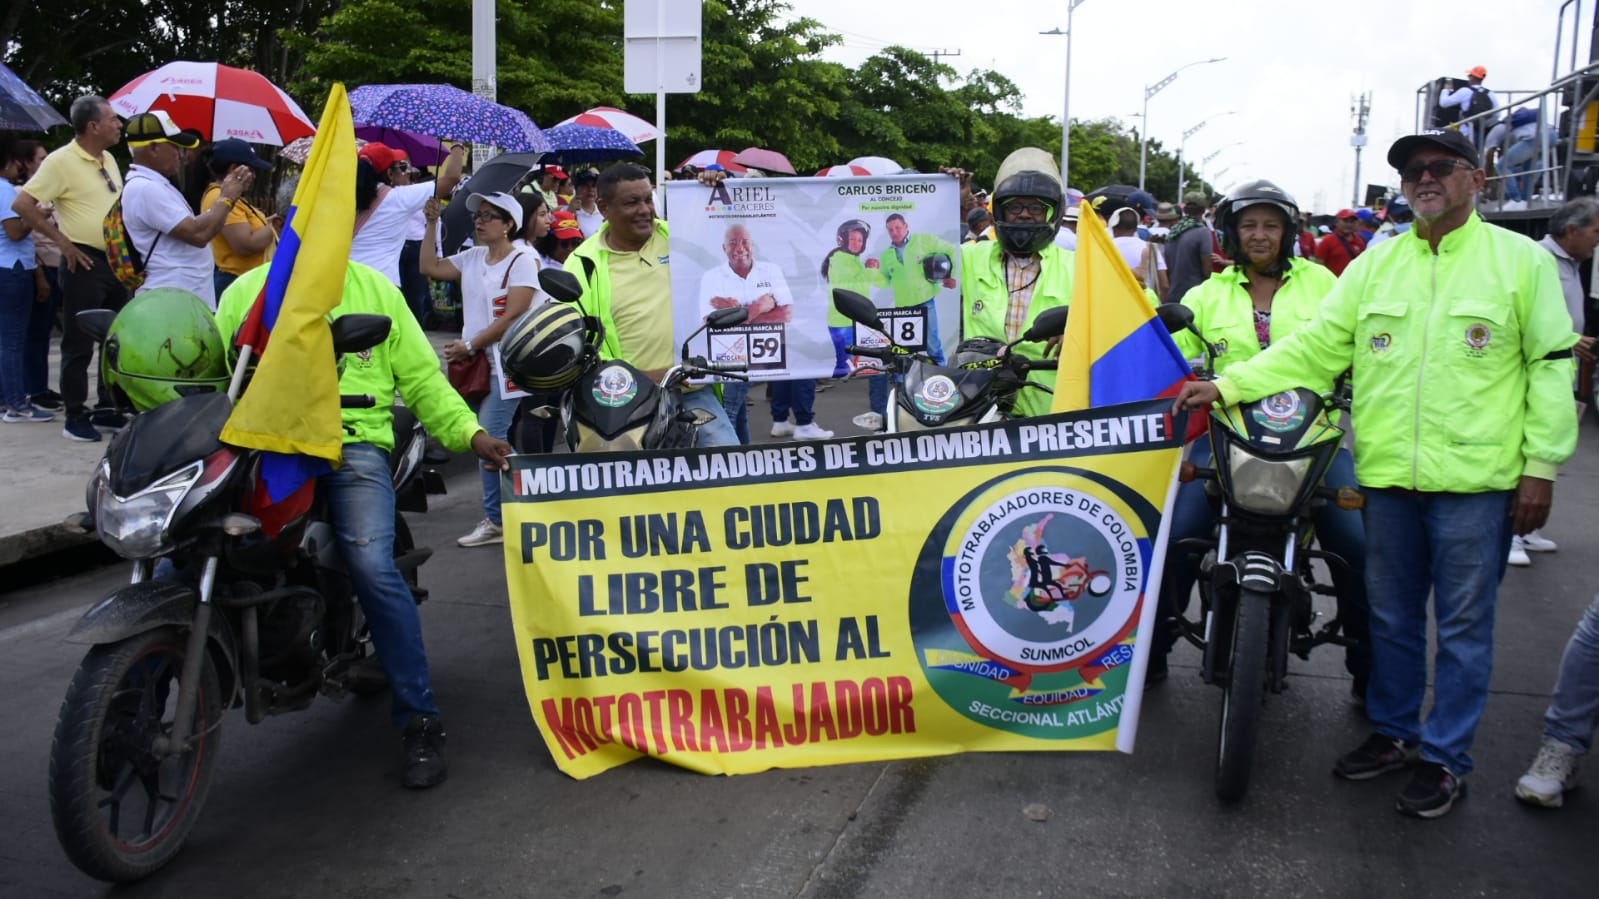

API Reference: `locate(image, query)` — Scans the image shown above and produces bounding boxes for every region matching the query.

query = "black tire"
[1215,588,1269,802]
[49,627,222,883]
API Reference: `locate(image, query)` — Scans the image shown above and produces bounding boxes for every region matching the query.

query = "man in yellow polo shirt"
[12,95,127,442]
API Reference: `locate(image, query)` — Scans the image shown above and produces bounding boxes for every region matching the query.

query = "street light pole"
[1139,57,1227,192]
[1197,141,1243,195]
[1177,111,1236,200]
[1040,0,1088,183]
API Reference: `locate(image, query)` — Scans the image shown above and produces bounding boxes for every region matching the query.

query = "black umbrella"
[1084,184,1158,219]
[440,152,542,254]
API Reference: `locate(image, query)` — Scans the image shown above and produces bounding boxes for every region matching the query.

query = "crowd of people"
[6,86,1599,820]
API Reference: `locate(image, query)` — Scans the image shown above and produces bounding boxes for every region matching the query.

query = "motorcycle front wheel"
[1214,588,1269,802]
[49,626,222,883]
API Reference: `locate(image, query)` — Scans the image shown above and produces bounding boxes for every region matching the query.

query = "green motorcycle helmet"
[104,288,232,412]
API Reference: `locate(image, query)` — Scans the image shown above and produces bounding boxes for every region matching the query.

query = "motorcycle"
[527,267,749,451]
[1157,304,1363,802]
[830,288,1067,432]
[48,312,446,883]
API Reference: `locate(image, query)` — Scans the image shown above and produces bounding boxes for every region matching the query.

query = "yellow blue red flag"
[221,84,355,499]
[1052,203,1194,415]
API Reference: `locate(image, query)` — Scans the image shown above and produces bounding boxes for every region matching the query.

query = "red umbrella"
[677,149,747,173]
[556,106,660,144]
[732,147,795,176]
[816,164,872,177]
[849,155,905,175]
[109,61,314,146]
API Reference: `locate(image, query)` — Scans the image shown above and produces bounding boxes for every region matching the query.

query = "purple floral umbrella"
[348,83,550,153]
[355,125,445,167]
[541,123,643,164]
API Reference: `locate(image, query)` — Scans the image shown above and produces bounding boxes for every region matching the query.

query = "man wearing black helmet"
[959,147,1074,419]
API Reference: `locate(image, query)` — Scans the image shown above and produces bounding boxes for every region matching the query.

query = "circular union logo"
[593,364,639,407]
[912,374,960,415]
[909,469,1151,739]
[1251,390,1305,433]
[1465,323,1491,349]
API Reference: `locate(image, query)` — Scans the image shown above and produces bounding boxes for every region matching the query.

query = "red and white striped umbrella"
[849,156,905,175]
[109,61,315,146]
[677,149,746,172]
[556,106,660,144]
[815,164,872,177]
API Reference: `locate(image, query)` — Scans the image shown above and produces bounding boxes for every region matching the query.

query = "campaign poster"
[665,175,962,382]
[500,401,1186,779]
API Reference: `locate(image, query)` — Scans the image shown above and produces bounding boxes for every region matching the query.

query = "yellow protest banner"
[503,400,1186,779]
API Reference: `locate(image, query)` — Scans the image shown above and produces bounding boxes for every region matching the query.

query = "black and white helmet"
[991,147,1064,256]
[836,218,870,251]
[500,301,596,393]
[1214,179,1300,276]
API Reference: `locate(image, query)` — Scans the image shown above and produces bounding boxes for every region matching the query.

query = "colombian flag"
[221,84,356,510]
[1052,204,1195,415]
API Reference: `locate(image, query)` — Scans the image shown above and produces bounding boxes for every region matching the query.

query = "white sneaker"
[1507,536,1532,567]
[1521,530,1558,553]
[458,518,503,547]
[770,420,795,438]
[1515,739,1580,807]
[793,422,834,440]
[852,411,885,430]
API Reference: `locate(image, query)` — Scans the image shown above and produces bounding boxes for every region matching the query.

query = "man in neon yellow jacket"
[879,213,958,365]
[960,147,1074,420]
[1176,130,1578,819]
[217,260,512,789]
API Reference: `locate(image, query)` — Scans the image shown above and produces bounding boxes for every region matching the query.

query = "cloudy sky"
[791,0,1578,213]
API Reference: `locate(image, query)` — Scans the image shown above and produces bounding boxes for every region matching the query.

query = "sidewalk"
[0,326,879,567]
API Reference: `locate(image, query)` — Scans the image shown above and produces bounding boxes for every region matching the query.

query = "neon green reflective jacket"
[880,231,958,308]
[1216,214,1577,490]
[565,218,670,362]
[824,249,887,327]
[960,241,1075,419]
[216,262,482,453]
[1175,258,1340,382]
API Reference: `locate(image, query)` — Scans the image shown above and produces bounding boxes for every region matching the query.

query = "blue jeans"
[0,263,35,409]
[683,388,738,447]
[771,379,817,426]
[26,265,58,398]
[1362,488,1512,775]
[1158,442,1369,678]
[324,443,440,730]
[477,388,520,525]
[720,379,751,444]
[1542,591,1599,754]
[399,240,430,324]
[828,326,853,379]
[868,373,890,417]
[1503,139,1537,202]
[910,298,946,365]
[213,269,238,303]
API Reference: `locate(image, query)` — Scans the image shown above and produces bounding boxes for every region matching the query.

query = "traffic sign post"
[625,0,702,188]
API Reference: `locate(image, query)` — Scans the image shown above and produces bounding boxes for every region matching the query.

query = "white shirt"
[1539,235,1585,329]
[573,206,604,239]
[121,164,216,308]
[1440,85,1499,138]
[447,244,544,400]
[1053,227,1078,250]
[1112,234,1165,271]
[696,259,793,317]
[350,181,434,285]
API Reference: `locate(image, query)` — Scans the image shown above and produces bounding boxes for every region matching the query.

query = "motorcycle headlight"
[96,461,203,559]
[1224,443,1313,516]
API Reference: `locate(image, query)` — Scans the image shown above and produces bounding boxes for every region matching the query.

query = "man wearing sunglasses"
[958,147,1073,420]
[1175,128,1577,819]
[11,95,130,442]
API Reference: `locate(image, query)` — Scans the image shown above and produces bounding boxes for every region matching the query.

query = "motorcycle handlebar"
[847,345,892,360]
[340,394,377,409]
[706,359,749,373]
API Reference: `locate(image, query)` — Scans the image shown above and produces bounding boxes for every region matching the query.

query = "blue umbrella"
[348,83,551,153]
[0,61,67,131]
[541,123,644,164]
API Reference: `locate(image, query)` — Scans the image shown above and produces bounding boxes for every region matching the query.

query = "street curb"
[0,520,98,569]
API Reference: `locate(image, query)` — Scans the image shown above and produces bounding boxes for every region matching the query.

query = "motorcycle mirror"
[1155,303,1194,334]
[832,289,885,333]
[540,268,585,303]
[706,306,749,330]
[1020,306,1069,343]
[75,309,116,344]
[330,314,392,355]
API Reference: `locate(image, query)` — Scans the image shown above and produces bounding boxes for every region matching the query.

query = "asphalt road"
[2,379,1596,898]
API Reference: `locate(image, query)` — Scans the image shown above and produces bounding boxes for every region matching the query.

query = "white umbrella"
[848,156,906,175]
[816,164,873,177]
